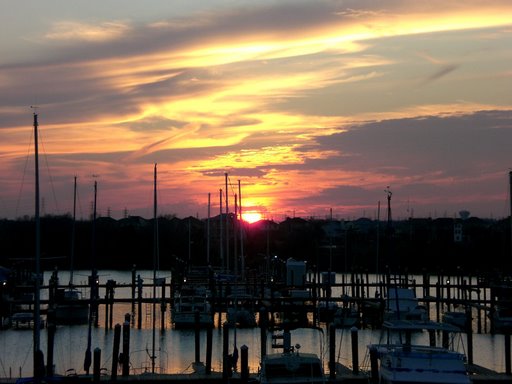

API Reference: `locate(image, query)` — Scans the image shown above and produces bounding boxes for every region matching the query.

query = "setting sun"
[242,211,262,224]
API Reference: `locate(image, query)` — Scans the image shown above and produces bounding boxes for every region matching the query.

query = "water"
[0,270,509,379]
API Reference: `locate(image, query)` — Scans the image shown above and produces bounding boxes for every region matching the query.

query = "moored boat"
[259,327,326,384]
[332,305,360,328]
[383,286,428,322]
[226,293,257,328]
[368,320,470,384]
[442,309,468,329]
[54,287,89,325]
[171,286,213,328]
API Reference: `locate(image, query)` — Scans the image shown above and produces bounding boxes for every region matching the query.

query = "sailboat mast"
[152,163,158,373]
[225,173,229,272]
[70,176,77,286]
[207,193,210,265]
[219,189,223,269]
[238,180,245,280]
[33,111,42,377]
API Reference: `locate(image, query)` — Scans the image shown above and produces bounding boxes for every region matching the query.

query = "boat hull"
[54,304,89,325]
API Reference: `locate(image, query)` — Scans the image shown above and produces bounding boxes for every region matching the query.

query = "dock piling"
[329,323,336,380]
[111,323,121,381]
[351,326,359,375]
[222,322,230,380]
[93,347,101,383]
[122,315,130,377]
[194,309,201,363]
[241,345,249,383]
[205,323,213,375]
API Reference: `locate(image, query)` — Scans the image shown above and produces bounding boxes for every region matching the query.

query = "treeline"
[0,215,510,276]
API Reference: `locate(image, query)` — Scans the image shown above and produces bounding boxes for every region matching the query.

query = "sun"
[241,211,262,224]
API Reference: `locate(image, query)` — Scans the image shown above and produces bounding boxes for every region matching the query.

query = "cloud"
[45,21,131,42]
[2,1,512,220]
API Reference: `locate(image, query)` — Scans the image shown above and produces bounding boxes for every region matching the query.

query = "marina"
[1,269,512,383]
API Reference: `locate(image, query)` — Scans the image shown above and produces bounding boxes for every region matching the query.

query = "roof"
[382,320,463,333]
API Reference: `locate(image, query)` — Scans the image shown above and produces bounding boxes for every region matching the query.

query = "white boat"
[332,305,359,328]
[442,309,467,329]
[368,320,470,384]
[171,286,213,328]
[259,328,326,384]
[491,305,512,333]
[384,286,428,322]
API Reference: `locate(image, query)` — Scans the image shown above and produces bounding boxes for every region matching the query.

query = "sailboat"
[54,176,89,325]
[31,109,46,379]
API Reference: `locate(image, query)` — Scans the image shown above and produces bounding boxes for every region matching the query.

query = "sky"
[1,0,512,222]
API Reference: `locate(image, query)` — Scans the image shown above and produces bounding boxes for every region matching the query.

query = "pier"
[2,266,512,383]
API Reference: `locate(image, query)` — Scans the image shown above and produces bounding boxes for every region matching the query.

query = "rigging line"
[0,347,7,377]
[39,129,60,215]
[20,337,34,375]
[227,175,239,203]
[15,129,34,217]
[336,329,344,363]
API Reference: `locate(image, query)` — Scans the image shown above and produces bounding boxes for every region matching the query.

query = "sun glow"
[242,211,262,224]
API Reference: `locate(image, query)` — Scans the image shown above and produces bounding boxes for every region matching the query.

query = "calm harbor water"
[0,270,509,379]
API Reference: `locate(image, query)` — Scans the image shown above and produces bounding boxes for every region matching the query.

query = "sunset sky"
[1,0,512,221]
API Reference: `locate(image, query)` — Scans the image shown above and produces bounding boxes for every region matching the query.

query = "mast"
[207,193,210,265]
[32,110,43,379]
[509,171,512,266]
[151,163,158,373]
[84,180,98,374]
[70,176,77,286]
[225,173,229,272]
[219,189,223,269]
[238,180,245,280]
[234,193,238,276]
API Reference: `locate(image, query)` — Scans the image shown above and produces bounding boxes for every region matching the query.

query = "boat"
[171,285,213,328]
[332,305,360,328]
[226,292,257,328]
[383,286,428,322]
[368,319,470,384]
[491,304,512,333]
[54,176,89,325]
[442,309,468,329]
[259,327,326,384]
[11,312,45,330]
[316,300,338,323]
[53,287,89,325]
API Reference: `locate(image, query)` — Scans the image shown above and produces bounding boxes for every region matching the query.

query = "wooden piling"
[131,266,136,316]
[222,322,230,380]
[351,327,359,375]
[260,307,267,359]
[505,333,511,375]
[46,313,56,377]
[194,310,201,363]
[466,305,473,365]
[369,346,379,384]
[160,278,166,331]
[205,323,213,375]
[240,345,249,383]
[93,348,101,383]
[137,275,143,330]
[329,323,336,380]
[122,316,130,377]
[111,323,121,380]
